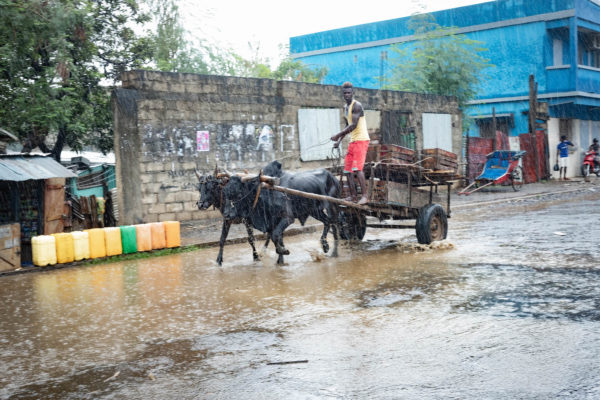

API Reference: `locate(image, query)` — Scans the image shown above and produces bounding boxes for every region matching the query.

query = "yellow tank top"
[346,100,370,142]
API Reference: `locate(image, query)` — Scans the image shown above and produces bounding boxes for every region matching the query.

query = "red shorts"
[344,140,370,173]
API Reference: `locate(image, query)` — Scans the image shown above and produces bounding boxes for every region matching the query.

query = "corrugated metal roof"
[0,154,77,182]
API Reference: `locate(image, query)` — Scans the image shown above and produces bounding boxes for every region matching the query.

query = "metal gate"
[381,110,415,149]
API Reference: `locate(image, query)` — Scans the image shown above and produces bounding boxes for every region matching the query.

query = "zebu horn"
[195,168,202,179]
[252,170,263,209]
[214,163,218,176]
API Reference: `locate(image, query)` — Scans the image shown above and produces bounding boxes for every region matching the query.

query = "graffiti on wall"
[142,121,287,171]
[279,125,296,152]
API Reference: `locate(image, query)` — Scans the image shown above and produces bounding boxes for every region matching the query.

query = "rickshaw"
[458,150,526,195]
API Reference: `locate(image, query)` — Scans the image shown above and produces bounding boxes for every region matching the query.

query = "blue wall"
[291,0,600,137]
[290,0,575,55]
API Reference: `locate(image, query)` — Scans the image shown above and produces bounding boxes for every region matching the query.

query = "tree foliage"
[385,13,491,108]
[147,0,214,74]
[270,55,328,83]
[0,0,152,160]
[0,0,327,160]
[148,4,328,83]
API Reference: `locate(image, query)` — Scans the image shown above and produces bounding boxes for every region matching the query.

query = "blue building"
[290,0,600,178]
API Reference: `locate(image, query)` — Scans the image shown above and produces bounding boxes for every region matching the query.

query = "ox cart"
[258,160,460,245]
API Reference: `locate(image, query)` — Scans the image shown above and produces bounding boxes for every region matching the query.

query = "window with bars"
[76,171,105,190]
[559,118,573,140]
[381,111,415,150]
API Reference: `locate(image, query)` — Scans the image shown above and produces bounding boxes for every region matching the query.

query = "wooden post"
[529,74,540,182]
[465,129,470,183]
[492,107,497,151]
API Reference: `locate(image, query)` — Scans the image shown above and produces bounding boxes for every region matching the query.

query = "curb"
[4,184,597,277]
[1,225,321,278]
[452,186,598,209]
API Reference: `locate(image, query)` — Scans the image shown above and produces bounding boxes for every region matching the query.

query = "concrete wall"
[112,70,461,225]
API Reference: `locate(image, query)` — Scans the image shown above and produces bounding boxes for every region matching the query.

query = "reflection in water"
[1,195,600,398]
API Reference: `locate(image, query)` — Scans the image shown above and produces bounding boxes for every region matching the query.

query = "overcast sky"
[180,0,490,65]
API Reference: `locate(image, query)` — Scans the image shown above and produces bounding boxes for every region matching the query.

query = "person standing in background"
[556,135,574,180]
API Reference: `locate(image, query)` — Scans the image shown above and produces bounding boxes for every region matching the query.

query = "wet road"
[1,191,600,399]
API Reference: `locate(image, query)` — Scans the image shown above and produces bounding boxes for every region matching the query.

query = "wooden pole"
[233,172,371,210]
[492,107,497,151]
[529,74,540,182]
[465,129,470,183]
[263,182,371,210]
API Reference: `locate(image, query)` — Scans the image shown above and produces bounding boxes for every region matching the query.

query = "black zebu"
[263,161,341,257]
[223,175,294,264]
[196,172,265,265]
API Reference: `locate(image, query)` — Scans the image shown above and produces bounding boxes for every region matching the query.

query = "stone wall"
[112,70,461,225]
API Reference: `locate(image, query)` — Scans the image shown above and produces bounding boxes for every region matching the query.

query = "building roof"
[0,154,77,182]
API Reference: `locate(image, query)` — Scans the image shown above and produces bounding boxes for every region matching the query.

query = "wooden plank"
[422,148,458,160]
[43,178,65,234]
[535,102,549,115]
[0,223,20,271]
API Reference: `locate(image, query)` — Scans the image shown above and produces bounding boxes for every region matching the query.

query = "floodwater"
[1,193,600,399]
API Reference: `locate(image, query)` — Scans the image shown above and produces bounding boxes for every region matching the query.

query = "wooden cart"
[260,160,460,245]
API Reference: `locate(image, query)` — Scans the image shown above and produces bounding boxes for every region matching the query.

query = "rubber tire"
[339,210,367,241]
[416,204,448,244]
[511,166,524,192]
[582,164,590,177]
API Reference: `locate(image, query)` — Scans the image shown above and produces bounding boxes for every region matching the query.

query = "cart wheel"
[511,166,524,191]
[416,204,447,244]
[339,210,367,240]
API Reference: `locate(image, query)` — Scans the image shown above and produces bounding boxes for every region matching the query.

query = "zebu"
[263,160,341,257]
[196,171,265,265]
[222,175,294,265]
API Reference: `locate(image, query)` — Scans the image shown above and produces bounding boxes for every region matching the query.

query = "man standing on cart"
[330,82,370,205]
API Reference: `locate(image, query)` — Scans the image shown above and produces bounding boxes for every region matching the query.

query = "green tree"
[147,0,214,74]
[271,57,328,83]
[385,13,491,108]
[0,0,152,161]
[228,43,328,82]
[145,2,328,82]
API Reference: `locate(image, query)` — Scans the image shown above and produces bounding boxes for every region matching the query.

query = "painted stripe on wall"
[292,9,575,59]
[467,91,600,105]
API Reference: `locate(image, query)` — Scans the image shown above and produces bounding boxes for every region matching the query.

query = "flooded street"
[1,192,600,399]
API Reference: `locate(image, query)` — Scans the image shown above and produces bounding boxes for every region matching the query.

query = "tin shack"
[0,154,77,269]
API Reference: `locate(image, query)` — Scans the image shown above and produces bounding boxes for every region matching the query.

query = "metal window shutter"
[298,108,341,161]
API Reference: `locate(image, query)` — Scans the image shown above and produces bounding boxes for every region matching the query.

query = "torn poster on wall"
[196,130,210,152]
